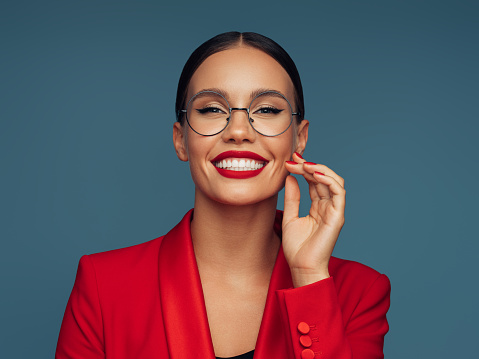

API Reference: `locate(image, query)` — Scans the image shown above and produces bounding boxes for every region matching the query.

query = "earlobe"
[173,122,188,162]
[295,119,309,155]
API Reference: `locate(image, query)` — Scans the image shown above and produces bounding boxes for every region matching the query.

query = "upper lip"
[211,151,268,163]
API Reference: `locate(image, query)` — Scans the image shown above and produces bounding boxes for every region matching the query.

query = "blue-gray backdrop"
[1,0,478,357]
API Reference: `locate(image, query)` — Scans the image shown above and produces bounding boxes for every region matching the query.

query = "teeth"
[213,158,266,171]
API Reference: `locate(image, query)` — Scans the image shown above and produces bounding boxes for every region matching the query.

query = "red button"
[300,334,312,347]
[297,322,310,334]
[301,348,315,359]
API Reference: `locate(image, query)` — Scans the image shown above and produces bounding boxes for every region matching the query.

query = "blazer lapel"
[255,211,294,359]
[158,209,215,358]
[158,209,293,359]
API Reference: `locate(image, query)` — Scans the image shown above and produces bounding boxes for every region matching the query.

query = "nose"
[221,107,256,143]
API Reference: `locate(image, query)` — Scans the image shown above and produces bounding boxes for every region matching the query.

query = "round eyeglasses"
[178,90,300,137]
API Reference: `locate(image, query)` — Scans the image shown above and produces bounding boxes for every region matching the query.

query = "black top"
[216,349,254,359]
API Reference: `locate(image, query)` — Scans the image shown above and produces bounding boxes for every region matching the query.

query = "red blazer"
[56,210,390,359]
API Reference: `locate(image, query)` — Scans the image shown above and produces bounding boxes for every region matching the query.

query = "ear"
[173,122,188,162]
[294,119,309,156]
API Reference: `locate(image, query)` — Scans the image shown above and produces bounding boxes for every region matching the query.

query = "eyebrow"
[197,88,288,101]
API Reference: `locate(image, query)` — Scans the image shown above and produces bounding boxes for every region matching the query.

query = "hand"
[283,152,346,287]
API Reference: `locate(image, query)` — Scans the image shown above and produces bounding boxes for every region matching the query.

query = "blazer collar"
[158,209,293,358]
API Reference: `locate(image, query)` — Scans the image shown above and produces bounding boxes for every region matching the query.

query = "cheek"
[273,132,296,159]
[185,136,214,177]
[186,135,208,161]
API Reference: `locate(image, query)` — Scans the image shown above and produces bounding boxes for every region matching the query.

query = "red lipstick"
[211,151,268,162]
[211,151,268,179]
[214,167,265,179]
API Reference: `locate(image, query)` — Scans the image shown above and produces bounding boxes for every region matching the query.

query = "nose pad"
[227,108,252,127]
[223,107,255,140]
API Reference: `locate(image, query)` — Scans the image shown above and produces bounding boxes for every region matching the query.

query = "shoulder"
[72,210,194,300]
[78,236,165,289]
[88,236,164,265]
[329,256,390,298]
[68,236,168,329]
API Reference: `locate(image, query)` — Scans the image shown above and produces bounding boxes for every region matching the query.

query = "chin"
[209,185,281,207]
[214,195,275,207]
[193,170,287,207]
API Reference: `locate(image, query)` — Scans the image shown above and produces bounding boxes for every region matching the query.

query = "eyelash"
[197,107,225,114]
[255,106,282,114]
[196,106,283,114]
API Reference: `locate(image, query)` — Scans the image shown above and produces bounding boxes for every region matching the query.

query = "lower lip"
[214,166,265,179]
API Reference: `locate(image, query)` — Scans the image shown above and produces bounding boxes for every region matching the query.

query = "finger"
[308,179,328,202]
[302,161,345,201]
[289,154,345,189]
[285,160,330,201]
[302,162,345,189]
[312,172,346,212]
[284,161,346,215]
[292,151,306,164]
[283,175,300,225]
[285,160,316,183]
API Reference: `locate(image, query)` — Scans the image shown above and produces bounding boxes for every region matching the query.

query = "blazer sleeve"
[55,255,105,359]
[275,274,391,359]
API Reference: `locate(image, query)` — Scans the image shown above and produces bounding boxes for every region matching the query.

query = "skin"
[173,46,346,357]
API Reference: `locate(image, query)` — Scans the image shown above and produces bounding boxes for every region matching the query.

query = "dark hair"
[175,31,305,124]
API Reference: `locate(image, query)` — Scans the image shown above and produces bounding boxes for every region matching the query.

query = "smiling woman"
[55,32,391,359]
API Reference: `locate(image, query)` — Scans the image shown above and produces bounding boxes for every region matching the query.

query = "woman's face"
[173,46,308,206]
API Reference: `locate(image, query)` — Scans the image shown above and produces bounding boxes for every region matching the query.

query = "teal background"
[1,0,478,357]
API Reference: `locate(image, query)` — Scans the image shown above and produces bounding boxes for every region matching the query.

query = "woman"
[56,32,390,359]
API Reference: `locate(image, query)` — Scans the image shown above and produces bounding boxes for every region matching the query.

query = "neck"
[191,189,281,277]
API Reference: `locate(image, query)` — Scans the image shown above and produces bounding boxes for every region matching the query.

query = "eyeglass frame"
[178,90,301,137]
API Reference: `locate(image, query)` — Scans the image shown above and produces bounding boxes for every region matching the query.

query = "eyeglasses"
[178,90,300,137]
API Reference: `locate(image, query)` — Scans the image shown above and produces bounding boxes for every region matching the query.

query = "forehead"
[187,46,295,103]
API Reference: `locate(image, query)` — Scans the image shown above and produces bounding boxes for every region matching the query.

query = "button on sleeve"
[300,335,312,348]
[297,321,310,334]
[301,348,315,359]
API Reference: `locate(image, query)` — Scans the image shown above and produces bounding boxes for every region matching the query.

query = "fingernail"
[285,161,297,165]
[304,162,316,166]
[294,152,303,159]
[315,171,325,176]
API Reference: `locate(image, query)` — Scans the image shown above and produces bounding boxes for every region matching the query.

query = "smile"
[213,158,266,171]
[211,151,269,179]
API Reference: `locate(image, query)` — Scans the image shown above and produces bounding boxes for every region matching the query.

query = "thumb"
[283,175,301,225]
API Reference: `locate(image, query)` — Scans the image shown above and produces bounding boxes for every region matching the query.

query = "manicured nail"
[285,161,297,165]
[315,171,325,176]
[304,162,316,166]
[294,152,303,159]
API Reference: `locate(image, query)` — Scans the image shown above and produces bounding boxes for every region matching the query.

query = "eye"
[196,106,226,114]
[255,106,283,115]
